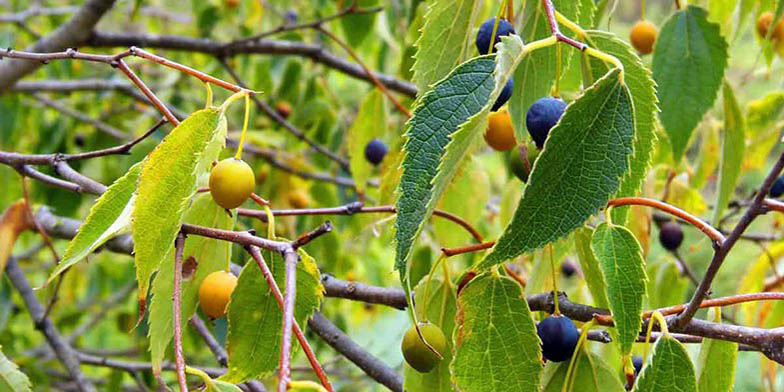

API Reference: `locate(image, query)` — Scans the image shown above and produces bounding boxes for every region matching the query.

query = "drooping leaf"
[347,89,387,194]
[652,5,729,161]
[452,272,542,392]
[480,69,634,268]
[541,350,625,392]
[591,223,647,356]
[0,200,33,279]
[574,227,610,310]
[411,0,480,93]
[221,249,323,383]
[0,348,30,392]
[47,163,142,284]
[586,31,658,224]
[433,159,489,248]
[148,193,235,375]
[633,335,697,392]
[132,109,225,302]
[712,80,745,224]
[696,309,737,392]
[744,92,784,170]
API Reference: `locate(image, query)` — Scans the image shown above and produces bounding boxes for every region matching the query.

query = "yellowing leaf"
[0,200,33,278]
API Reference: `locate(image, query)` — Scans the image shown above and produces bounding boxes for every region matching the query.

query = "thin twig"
[231,6,383,43]
[172,233,188,392]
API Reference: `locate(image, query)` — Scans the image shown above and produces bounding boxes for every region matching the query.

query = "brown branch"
[172,233,188,392]
[279,249,298,392]
[441,241,495,257]
[232,6,383,43]
[321,274,407,310]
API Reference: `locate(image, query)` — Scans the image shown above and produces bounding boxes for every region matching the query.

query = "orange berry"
[630,21,658,55]
[198,271,238,319]
[209,158,255,209]
[757,12,784,40]
[287,189,309,209]
[226,0,239,8]
[484,110,516,151]
[275,101,292,119]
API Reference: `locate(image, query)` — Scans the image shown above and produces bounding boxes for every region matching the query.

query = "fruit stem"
[264,205,276,239]
[554,11,587,40]
[487,0,509,55]
[561,319,595,392]
[641,0,646,21]
[204,82,213,108]
[553,43,562,97]
[548,244,561,315]
[235,93,251,160]
[584,47,625,84]
[643,311,669,362]
[421,254,447,320]
[506,0,515,23]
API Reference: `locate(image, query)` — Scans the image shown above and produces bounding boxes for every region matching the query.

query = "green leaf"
[411,0,480,93]
[541,351,625,392]
[221,248,323,383]
[394,56,496,279]
[433,160,489,248]
[148,193,235,375]
[403,277,456,392]
[480,69,634,268]
[0,348,30,392]
[339,0,379,47]
[585,31,658,224]
[187,366,242,392]
[744,92,784,170]
[574,227,610,310]
[647,260,688,309]
[591,223,647,356]
[633,335,697,392]
[696,310,737,392]
[712,81,745,224]
[132,108,225,302]
[46,162,142,284]
[652,6,728,162]
[348,89,387,194]
[452,273,542,392]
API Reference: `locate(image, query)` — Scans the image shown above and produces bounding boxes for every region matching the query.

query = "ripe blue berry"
[285,9,298,23]
[561,259,577,278]
[770,176,784,198]
[365,138,388,166]
[537,315,579,362]
[658,221,683,251]
[526,97,567,149]
[633,356,643,375]
[476,18,515,55]
[492,79,514,112]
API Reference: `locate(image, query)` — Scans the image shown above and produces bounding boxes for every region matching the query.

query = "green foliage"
[713,81,745,224]
[652,6,729,162]
[347,88,387,193]
[541,351,625,392]
[574,227,610,309]
[633,335,697,392]
[696,310,737,392]
[0,348,30,392]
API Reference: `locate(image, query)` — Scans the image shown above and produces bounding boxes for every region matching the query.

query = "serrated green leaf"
[480,69,634,268]
[652,6,728,162]
[403,277,456,392]
[411,0,480,93]
[148,193,235,375]
[221,248,323,383]
[586,31,658,224]
[541,351,625,392]
[696,309,737,392]
[713,81,745,224]
[574,227,610,310]
[452,273,542,392]
[0,348,30,392]
[348,89,387,194]
[591,223,647,356]
[633,335,697,392]
[132,108,225,302]
[47,162,142,284]
[394,56,496,279]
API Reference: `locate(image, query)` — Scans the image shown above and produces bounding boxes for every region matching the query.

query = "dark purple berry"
[658,221,683,251]
[476,17,515,55]
[537,315,579,362]
[561,259,577,278]
[364,138,388,166]
[74,133,85,147]
[491,78,513,112]
[526,97,567,149]
[770,176,784,198]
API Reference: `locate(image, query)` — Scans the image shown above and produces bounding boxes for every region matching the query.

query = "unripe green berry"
[401,322,447,373]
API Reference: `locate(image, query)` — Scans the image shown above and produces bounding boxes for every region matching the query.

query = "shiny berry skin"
[658,221,684,251]
[492,79,514,112]
[630,21,658,55]
[526,97,566,149]
[364,138,389,165]
[401,322,448,373]
[537,315,580,362]
[633,356,643,375]
[485,110,516,151]
[770,176,784,198]
[476,17,515,55]
[198,271,238,319]
[757,12,784,40]
[209,158,256,209]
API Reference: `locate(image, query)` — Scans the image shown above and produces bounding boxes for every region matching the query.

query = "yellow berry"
[401,322,448,373]
[198,271,238,319]
[287,189,309,209]
[209,158,255,209]
[485,110,516,151]
[630,21,658,55]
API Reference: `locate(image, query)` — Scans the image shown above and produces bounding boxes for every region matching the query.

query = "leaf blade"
[712,80,745,224]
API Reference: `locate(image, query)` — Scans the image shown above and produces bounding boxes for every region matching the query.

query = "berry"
[74,133,85,147]
[632,356,643,375]
[198,271,238,319]
[364,138,389,165]
[526,97,566,149]
[485,110,516,151]
[491,79,514,112]
[770,176,784,198]
[225,0,239,8]
[658,221,684,251]
[401,322,448,373]
[288,189,309,209]
[561,259,577,278]
[475,17,515,55]
[209,158,256,209]
[757,12,784,40]
[285,9,298,23]
[630,21,658,55]
[537,315,580,362]
[275,101,292,119]
[508,144,535,182]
